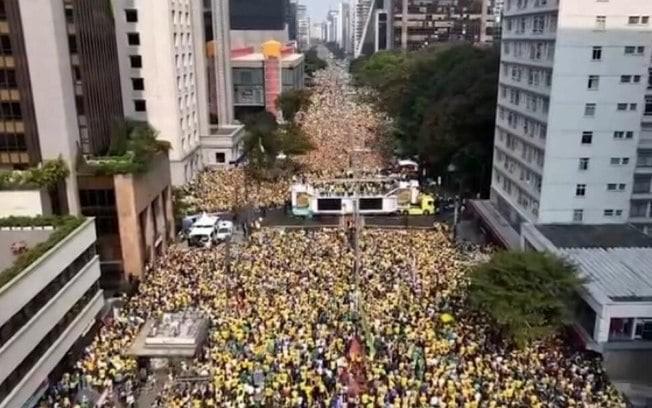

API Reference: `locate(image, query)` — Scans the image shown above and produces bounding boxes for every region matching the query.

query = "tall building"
[112,0,209,186]
[326,9,340,43]
[476,0,652,246]
[0,0,129,214]
[287,1,298,41]
[354,0,393,58]
[296,3,311,50]
[394,0,494,51]
[338,2,353,53]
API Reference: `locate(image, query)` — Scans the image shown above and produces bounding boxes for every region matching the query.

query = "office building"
[0,0,129,214]
[287,1,298,41]
[393,0,494,51]
[203,0,247,168]
[472,0,652,246]
[326,10,340,43]
[0,217,103,408]
[338,2,353,53]
[354,0,393,58]
[112,0,209,186]
[231,41,305,119]
[296,3,311,50]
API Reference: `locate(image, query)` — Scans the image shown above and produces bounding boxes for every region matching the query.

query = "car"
[215,220,233,242]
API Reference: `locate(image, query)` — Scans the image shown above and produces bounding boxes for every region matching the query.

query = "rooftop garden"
[0,215,85,289]
[80,119,170,176]
[0,158,69,190]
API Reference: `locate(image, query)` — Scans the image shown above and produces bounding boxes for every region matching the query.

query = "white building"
[480,0,652,244]
[353,0,392,58]
[326,10,340,44]
[113,0,210,186]
[296,4,311,50]
[0,218,103,407]
[338,2,353,54]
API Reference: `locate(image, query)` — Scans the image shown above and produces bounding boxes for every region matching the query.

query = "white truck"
[188,214,220,248]
[215,220,234,242]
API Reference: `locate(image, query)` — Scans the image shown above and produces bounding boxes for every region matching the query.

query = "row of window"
[502,63,552,89]
[580,130,637,144]
[586,74,647,89]
[574,183,629,197]
[577,157,630,170]
[591,45,646,61]
[497,130,545,168]
[0,282,100,405]
[498,107,548,139]
[503,40,555,62]
[500,86,549,115]
[582,101,648,117]
[494,169,540,217]
[0,245,96,350]
[572,209,623,222]
[504,13,557,35]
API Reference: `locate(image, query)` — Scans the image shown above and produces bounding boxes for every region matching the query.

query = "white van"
[188,214,220,248]
[215,220,234,242]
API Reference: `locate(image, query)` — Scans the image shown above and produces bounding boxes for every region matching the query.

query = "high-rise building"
[326,9,340,44]
[476,0,652,246]
[338,2,353,54]
[287,1,298,41]
[113,0,209,186]
[394,0,495,51]
[296,3,311,50]
[0,0,129,214]
[353,0,393,58]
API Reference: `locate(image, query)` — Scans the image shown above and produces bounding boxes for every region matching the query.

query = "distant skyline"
[300,0,341,24]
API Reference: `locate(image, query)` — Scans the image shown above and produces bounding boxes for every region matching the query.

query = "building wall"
[113,0,204,185]
[114,153,174,279]
[491,0,652,227]
[0,218,102,407]
[230,29,289,49]
[68,0,125,156]
[0,189,51,216]
[18,0,81,213]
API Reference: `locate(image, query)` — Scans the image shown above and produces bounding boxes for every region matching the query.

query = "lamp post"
[447,163,460,242]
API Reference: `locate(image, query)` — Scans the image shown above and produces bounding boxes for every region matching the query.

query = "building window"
[581,131,593,144]
[0,35,10,53]
[621,75,632,83]
[127,32,140,46]
[625,46,645,55]
[628,16,640,24]
[129,55,142,68]
[587,75,599,89]
[576,184,586,197]
[607,183,626,191]
[131,78,145,91]
[68,35,78,54]
[604,209,614,216]
[595,16,606,30]
[579,158,589,170]
[215,152,226,164]
[125,9,138,23]
[592,46,602,61]
[630,103,638,111]
[584,103,596,116]
[573,209,584,222]
[617,103,628,111]
[645,96,652,115]
[134,99,146,112]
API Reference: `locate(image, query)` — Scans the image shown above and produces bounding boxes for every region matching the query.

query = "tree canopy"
[276,89,312,122]
[305,48,327,77]
[350,45,499,195]
[468,251,584,347]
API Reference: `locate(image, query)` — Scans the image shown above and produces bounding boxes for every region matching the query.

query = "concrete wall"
[114,153,174,278]
[0,189,52,217]
[19,0,81,213]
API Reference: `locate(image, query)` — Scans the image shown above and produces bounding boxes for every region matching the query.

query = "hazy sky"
[301,0,339,23]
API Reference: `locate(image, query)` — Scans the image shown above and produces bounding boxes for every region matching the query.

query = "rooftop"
[128,311,209,358]
[536,224,652,249]
[0,228,52,271]
[560,247,652,302]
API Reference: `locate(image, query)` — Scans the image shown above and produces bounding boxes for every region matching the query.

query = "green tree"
[277,123,314,155]
[242,111,281,171]
[276,89,312,122]
[469,251,584,347]
[351,45,499,195]
[305,48,327,77]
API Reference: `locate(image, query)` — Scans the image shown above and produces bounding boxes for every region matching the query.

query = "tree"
[277,123,314,155]
[351,45,499,196]
[468,251,584,347]
[305,48,327,77]
[276,89,312,122]
[242,111,281,171]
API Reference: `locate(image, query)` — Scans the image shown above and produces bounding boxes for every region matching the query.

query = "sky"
[301,0,338,24]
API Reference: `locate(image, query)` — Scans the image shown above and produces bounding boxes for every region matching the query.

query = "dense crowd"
[179,59,388,214]
[312,179,399,197]
[41,229,625,407]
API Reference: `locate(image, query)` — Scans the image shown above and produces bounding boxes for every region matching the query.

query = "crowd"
[39,52,626,408]
[41,228,625,407]
[178,59,389,214]
[312,179,399,197]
